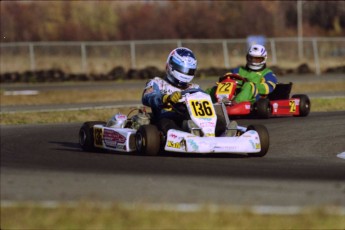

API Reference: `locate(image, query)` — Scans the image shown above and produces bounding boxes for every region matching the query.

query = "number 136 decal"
[189,100,215,118]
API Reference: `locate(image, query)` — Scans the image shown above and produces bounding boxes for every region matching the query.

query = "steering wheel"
[219,73,248,83]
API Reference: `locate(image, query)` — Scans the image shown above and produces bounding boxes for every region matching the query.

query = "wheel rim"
[305,102,310,110]
[79,130,86,146]
[136,133,143,151]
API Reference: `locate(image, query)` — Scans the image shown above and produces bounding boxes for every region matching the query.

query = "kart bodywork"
[79,91,270,157]
[214,74,311,118]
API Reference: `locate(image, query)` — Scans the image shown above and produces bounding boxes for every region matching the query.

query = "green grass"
[311,97,345,112]
[1,203,344,229]
[0,107,134,125]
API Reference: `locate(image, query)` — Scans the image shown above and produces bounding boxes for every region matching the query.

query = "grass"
[311,98,345,112]
[0,89,143,106]
[1,203,344,229]
[0,108,135,125]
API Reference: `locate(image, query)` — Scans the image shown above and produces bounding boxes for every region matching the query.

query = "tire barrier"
[0,64,343,83]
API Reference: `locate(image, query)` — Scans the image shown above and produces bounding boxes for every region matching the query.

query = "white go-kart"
[79,91,269,157]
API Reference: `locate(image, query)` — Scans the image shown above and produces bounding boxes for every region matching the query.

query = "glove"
[162,91,182,104]
[169,91,182,103]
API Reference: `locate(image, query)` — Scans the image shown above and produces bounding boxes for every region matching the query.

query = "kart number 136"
[189,100,215,118]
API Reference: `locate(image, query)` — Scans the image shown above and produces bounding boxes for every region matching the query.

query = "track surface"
[1,111,345,207]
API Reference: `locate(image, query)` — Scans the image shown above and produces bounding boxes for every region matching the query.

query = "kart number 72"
[216,82,234,95]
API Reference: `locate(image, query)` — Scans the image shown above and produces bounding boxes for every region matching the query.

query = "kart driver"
[142,47,204,134]
[207,44,278,104]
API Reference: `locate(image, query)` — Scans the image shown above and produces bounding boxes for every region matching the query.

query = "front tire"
[79,121,106,152]
[247,124,269,157]
[135,125,161,156]
[292,94,310,117]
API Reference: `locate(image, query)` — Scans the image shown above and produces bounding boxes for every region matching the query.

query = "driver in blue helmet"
[142,47,204,134]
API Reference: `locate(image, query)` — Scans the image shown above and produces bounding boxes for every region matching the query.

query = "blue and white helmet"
[166,47,197,88]
[246,44,267,70]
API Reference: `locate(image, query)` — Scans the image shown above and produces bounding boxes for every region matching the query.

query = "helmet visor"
[170,57,196,75]
[248,55,265,63]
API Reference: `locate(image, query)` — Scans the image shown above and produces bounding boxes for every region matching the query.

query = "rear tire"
[136,125,161,156]
[292,94,310,117]
[247,124,269,157]
[79,121,106,152]
[255,98,271,119]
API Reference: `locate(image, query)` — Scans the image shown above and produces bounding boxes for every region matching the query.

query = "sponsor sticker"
[94,128,103,146]
[167,141,182,149]
[103,129,126,148]
[273,103,278,113]
[187,139,199,151]
[169,133,178,139]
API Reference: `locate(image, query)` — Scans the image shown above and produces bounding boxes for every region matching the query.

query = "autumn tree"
[1,1,344,42]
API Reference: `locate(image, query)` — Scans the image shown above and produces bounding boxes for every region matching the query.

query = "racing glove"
[162,91,182,104]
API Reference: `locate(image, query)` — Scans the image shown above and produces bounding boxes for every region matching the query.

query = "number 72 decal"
[289,100,297,112]
[216,82,234,95]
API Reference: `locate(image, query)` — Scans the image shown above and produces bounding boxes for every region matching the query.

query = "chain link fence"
[1,37,344,75]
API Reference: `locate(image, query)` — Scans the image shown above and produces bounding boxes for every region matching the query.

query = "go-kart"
[79,91,270,157]
[214,73,311,118]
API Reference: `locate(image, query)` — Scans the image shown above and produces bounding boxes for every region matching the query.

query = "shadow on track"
[51,141,248,159]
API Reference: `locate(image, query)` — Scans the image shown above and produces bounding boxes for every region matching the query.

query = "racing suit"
[142,76,204,134]
[230,65,277,103]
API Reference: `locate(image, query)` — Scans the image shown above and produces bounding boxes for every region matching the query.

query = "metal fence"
[1,37,344,75]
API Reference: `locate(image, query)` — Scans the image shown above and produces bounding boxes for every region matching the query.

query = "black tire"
[255,98,271,119]
[247,124,269,157]
[79,121,106,152]
[292,94,310,117]
[135,124,161,156]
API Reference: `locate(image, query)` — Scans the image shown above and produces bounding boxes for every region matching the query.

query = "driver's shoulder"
[145,77,167,87]
[151,76,165,83]
[187,83,201,89]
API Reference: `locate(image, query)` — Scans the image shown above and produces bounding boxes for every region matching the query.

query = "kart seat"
[268,82,293,100]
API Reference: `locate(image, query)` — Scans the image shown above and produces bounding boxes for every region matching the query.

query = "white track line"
[336,152,345,160]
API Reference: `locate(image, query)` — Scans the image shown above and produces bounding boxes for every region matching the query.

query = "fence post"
[312,38,321,75]
[297,0,304,60]
[222,40,230,68]
[130,41,136,69]
[81,42,87,73]
[270,39,277,65]
[29,43,35,71]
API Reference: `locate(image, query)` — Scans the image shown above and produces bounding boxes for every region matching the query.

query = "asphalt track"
[1,111,345,207]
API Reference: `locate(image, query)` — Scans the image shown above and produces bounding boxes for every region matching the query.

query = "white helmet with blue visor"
[166,47,197,88]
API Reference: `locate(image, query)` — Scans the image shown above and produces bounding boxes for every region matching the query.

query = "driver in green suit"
[206,44,278,104]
